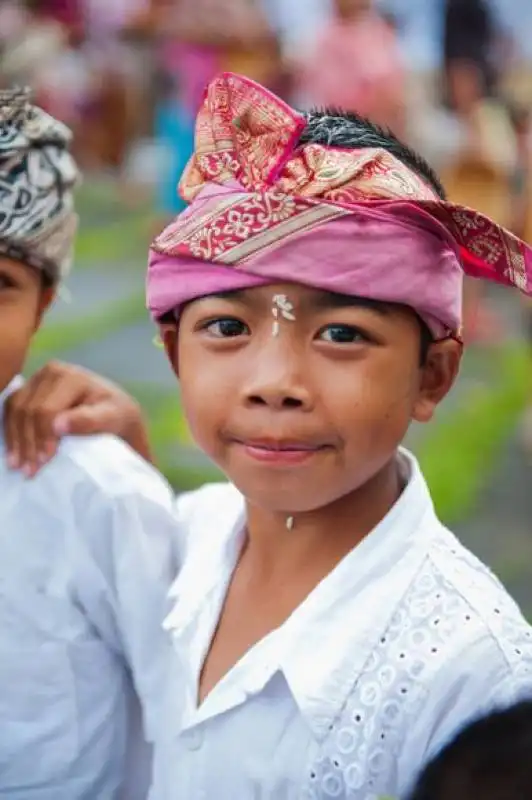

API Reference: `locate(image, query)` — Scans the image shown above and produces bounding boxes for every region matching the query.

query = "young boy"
[6,74,532,799]
[0,89,179,797]
[408,701,532,800]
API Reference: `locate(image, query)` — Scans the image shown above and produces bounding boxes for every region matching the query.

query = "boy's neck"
[243,454,404,582]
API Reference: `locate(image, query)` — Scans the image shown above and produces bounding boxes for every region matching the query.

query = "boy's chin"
[229,476,351,518]
[225,454,403,519]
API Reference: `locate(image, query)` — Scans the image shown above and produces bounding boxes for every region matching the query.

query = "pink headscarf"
[147,72,532,339]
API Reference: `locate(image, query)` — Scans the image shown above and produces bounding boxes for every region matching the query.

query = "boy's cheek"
[0,332,31,392]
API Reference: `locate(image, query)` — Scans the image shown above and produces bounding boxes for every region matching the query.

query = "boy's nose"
[241,348,313,412]
[246,389,308,411]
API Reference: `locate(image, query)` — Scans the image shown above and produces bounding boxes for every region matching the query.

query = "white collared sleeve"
[60,437,181,800]
[0,433,181,799]
[61,437,181,737]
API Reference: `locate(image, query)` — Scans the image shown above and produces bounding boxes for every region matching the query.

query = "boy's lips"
[230,437,332,465]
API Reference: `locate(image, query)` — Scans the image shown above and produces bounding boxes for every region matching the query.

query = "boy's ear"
[412,338,462,424]
[34,286,56,331]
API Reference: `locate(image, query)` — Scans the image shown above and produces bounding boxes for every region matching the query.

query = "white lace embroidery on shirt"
[303,537,532,800]
[429,534,532,679]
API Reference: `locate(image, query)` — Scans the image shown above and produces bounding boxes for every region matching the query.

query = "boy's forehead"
[195,286,392,314]
[0,255,33,273]
[0,254,47,287]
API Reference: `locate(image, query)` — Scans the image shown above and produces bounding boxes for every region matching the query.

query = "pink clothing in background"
[298,14,405,129]
[160,42,219,116]
[82,0,146,37]
[38,0,82,29]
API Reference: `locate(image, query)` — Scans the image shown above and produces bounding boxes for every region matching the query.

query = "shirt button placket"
[180,726,208,799]
[183,726,204,751]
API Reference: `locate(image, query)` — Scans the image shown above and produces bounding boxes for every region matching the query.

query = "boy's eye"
[318,324,368,344]
[0,274,16,290]
[203,317,250,338]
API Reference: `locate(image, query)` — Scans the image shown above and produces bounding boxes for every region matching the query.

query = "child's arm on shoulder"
[3,362,152,474]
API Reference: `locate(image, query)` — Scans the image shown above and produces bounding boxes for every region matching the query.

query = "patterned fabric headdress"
[0,87,79,284]
[148,73,532,338]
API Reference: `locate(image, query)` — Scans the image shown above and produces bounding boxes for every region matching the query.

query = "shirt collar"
[165,449,438,739]
[164,482,245,625]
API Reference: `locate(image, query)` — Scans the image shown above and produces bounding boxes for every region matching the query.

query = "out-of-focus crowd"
[2,0,532,342]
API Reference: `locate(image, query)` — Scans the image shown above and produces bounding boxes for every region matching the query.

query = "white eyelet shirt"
[0,378,180,800]
[151,451,532,800]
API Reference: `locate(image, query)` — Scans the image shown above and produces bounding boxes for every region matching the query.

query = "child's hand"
[4,362,151,476]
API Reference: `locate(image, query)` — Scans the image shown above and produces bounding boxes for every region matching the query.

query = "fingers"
[4,368,56,474]
[55,402,123,439]
[4,361,88,475]
[3,360,146,476]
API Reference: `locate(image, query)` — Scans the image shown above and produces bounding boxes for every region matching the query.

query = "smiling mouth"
[232,438,330,465]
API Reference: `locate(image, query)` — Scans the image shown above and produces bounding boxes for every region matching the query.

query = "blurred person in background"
[439,0,517,344]
[79,0,153,171]
[0,87,179,800]
[152,67,195,226]
[35,0,84,36]
[145,0,282,222]
[29,1,92,161]
[0,1,98,169]
[161,0,281,119]
[0,1,33,57]
[0,1,81,122]
[508,103,532,457]
[507,103,532,243]
[294,0,406,136]
[260,0,334,105]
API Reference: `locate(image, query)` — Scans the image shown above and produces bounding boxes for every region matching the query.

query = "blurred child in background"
[153,67,195,224]
[440,0,516,344]
[295,0,406,135]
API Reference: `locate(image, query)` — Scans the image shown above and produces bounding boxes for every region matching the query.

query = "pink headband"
[147,72,532,337]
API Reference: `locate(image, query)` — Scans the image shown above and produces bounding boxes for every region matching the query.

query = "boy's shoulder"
[419,521,532,669]
[428,523,521,607]
[36,433,174,506]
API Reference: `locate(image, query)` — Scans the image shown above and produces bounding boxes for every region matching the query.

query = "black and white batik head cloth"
[0,87,80,284]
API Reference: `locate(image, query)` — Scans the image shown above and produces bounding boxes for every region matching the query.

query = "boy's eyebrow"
[311,291,392,315]
[205,290,248,302]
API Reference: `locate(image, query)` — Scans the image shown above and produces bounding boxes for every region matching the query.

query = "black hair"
[408,701,532,800]
[418,317,433,366]
[442,0,497,102]
[299,109,447,200]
